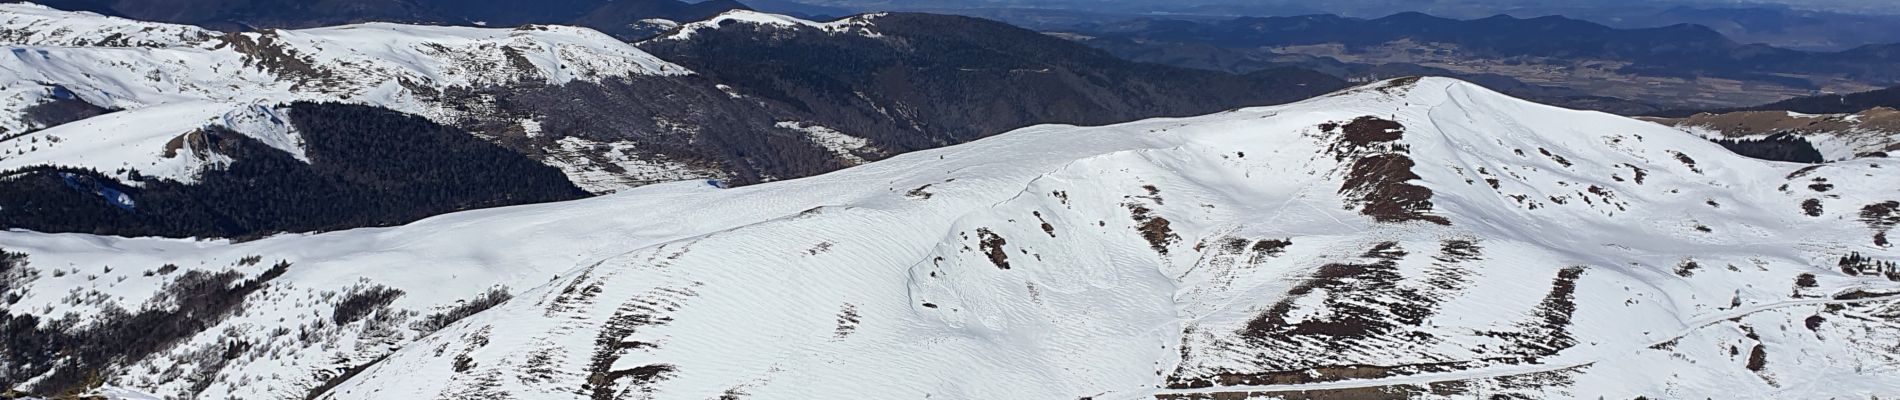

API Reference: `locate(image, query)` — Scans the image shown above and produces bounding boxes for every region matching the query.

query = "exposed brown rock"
[1127,204,1178,254]
[1341,154,1451,225]
[976,228,1010,269]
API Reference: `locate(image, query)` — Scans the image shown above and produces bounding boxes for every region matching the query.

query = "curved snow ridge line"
[270,21,691,82]
[0,2,687,78]
[0,2,220,48]
[1151,291,1900,397]
[0,2,692,181]
[650,9,887,42]
[0,101,302,184]
[0,2,688,94]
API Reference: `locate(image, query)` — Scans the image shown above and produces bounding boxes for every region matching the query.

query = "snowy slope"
[0,102,301,182]
[650,9,885,41]
[3,78,1899,399]
[1649,108,1900,161]
[0,2,686,108]
[0,3,220,48]
[0,2,687,184]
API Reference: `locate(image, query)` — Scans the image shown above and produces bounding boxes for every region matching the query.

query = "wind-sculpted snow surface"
[4,78,1900,399]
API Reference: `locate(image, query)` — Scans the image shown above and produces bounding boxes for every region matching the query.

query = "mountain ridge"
[0,4,1348,238]
[1642,84,1900,162]
[1051,10,1900,110]
[4,77,1897,399]
[9,0,748,40]
[637,10,1345,152]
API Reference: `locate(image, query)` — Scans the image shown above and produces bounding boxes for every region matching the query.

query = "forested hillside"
[638,12,1346,154]
[0,103,585,238]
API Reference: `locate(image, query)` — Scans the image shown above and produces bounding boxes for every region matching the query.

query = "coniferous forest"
[0,102,587,238]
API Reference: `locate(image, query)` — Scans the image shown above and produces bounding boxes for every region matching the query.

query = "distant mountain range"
[1732,86,1900,115]
[1075,12,1900,84]
[1032,11,1900,111]
[1584,6,1900,52]
[1646,83,1900,117]
[10,0,746,39]
[776,1,1900,51]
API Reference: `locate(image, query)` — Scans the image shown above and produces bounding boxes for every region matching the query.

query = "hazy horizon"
[773,0,1900,17]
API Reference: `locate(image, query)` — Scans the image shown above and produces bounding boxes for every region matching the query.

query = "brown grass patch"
[1128,204,1178,254]
[1249,239,1291,260]
[1323,116,1406,148]
[1341,154,1450,225]
[976,228,1010,269]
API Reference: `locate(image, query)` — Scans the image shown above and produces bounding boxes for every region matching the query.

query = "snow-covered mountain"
[647,9,886,41]
[1647,108,1900,162]
[26,0,747,41]
[0,2,695,187]
[4,78,1897,399]
[1,4,1341,221]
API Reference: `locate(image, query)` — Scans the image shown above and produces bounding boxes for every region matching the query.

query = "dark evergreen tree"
[0,102,587,238]
[1709,133,1826,163]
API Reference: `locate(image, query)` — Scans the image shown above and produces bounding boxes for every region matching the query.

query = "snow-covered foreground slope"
[0,2,687,186]
[5,78,1900,399]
